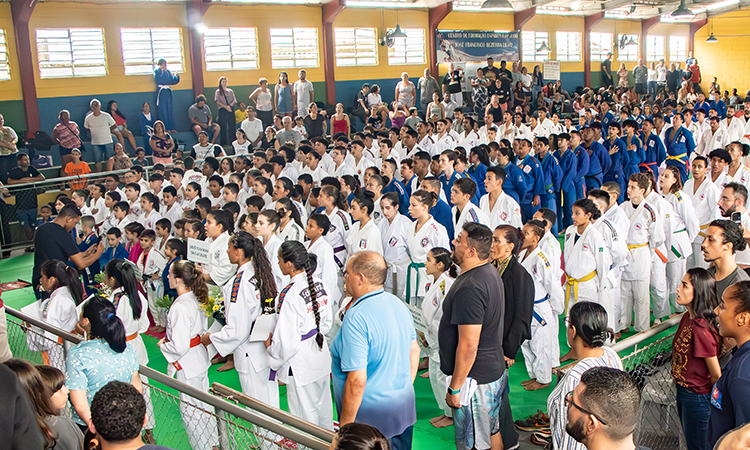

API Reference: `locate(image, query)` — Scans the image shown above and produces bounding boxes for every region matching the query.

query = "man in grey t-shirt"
[189,94,221,144]
[633,59,648,96]
[275,116,302,150]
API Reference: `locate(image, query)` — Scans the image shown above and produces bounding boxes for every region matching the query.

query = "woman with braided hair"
[264,240,333,429]
[201,231,280,407]
[159,259,219,450]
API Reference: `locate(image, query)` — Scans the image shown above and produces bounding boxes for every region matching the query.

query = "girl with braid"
[264,241,333,429]
[201,231,280,407]
[159,260,219,450]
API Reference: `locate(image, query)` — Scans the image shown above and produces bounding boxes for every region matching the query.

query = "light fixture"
[625,35,637,46]
[195,23,207,34]
[389,24,408,39]
[706,33,718,42]
[671,0,693,17]
[481,0,513,9]
[536,41,551,52]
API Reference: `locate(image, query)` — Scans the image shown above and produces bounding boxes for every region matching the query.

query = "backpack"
[31,130,54,152]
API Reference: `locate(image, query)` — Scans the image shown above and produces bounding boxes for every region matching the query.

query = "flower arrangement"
[200,285,226,325]
[155,295,175,310]
[91,272,113,298]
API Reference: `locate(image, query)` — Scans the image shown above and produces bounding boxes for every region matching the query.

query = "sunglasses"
[565,391,608,426]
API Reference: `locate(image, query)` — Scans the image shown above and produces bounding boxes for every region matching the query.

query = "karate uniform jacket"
[664,190,699,261]
[683,178,720,243]
[160,292,210,379]
[451,203,490,239]
[479,191,522,229]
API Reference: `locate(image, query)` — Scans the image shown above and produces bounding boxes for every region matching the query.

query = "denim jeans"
[389,425,413,450]
[676,384,711,450]
[91,143,114,163]
[648,81,658,96]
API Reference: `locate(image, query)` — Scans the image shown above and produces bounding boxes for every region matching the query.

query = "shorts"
[91,143,114,163]
[16,208,38,229]
[635,83,647,95]
[453,372,507,450]
[58,146,74,156]
[114,125,125,133]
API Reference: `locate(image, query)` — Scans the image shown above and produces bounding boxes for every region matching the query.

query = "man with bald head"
[330,251,420,450]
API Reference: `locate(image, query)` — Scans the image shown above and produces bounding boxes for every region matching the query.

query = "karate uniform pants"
[541,194,558,235]
[611,275,623,335]
[239,367,280,408]
[666,259,688,314]
[620,278,651,332]
[650,253,670,319]
[132,336,156,430]
[287,374,334,430]
[575,181,586,202]
[559,188,576,231]
[176,370,219,450]
[147,283,166,327]
[520,318,554,384]
[385,263,407,299]
[520,203,540,224]
[687,241,709,270]
[157,89,175,131]
[427,351,452,417]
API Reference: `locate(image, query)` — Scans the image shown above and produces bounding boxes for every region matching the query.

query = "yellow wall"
[332,8,429,82]
[29,2,193,98]
[0,3,23,101]
[694,11,750,94]
[201,4,325,85]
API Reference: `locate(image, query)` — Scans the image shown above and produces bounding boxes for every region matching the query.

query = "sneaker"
[514,410,550,431]
[530,432,551,447]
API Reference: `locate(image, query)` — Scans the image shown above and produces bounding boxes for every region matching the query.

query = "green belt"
[406,261,425,304]
[671,229,686,258]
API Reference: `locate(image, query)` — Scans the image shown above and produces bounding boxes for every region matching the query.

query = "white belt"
[157,85,172,106]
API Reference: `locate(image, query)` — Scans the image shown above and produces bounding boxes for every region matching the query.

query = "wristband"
[447,387,460,395]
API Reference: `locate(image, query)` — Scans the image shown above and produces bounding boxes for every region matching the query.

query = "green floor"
[0,252,666,450]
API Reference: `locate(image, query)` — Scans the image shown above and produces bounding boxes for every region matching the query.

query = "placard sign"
[543,60,561,81]
[187,238,212,265]
[436,30,520,63]
[405,303,428,334]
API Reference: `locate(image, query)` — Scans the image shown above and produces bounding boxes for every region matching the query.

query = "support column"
[428,2,452,79]
[322,0,346,105]
[514,7,536,31]
[186,0,212,99]
[689,18,707,55]
[640,16,659,62]
[583,12,604,87]
[10,0,39,132]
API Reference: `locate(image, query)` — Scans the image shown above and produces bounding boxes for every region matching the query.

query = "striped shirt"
[548,347,622,450]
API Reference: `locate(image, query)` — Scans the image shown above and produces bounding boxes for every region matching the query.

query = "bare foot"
[151,326,166,334]
[559,350,575,363]
[521,378,537,386]
[524,381,550,391]
[615,332,622,341]
[419,371,430,378]
[217,359,235,372]
[429,414,446,425]
[211,355,228,365]
[433,416,454,428]
[418,358,429,371]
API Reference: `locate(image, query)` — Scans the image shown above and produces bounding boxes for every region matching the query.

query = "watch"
[447,386,460,395]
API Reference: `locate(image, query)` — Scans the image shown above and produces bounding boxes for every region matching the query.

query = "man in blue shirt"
[514,138,544,223]
[582,125,612,192]
[603,122,627,203]
[554,133,577,230]
[331,252,419,449]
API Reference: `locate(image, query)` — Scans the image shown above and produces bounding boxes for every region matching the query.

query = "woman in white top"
[367,84,382,109]
[159,260,219,450]
[249,78,274,128]
[378,193,412,298]
[548,302,621,450]
[232,129,251,156]
[518,220,564,392]
[344,193,383,261]
[201,210,237,287]
[420,247,456,429]
[302,151,327,188]
[138,192,162,230]
[265,241,333,429]
[319,185,353,275]
[274,198,304,243]
[204,231,279,406]
[404,190,451,304]
[256,210,287,289]
[34,260,83,372]
[219,157,234,184]
[660,166,699,313]
[647,61,658,97]
[102,259,155,438]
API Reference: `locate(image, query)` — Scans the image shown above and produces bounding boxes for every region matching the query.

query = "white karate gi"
[160,292,218,450]
[344,219,383,260]
[519,247,564,385]
[695,127,729,159]
[728,164,750,193]
[277,220,304,243]
[263,233,288,289]
[665,190,699,314]
[563,224,611,315]
[459,130,480,149]
[403,217,450,304]
[349,157,375,186]
[266,273,333,429]
[162,203,184,231]
[30,287,78,372]
[305,237,343,309]
[378,213,412,298]
[331,163,355,179]
[324,207,352,274]
[646,191,673,321]
[725,116,746,143]
[136,248,167,327]
[421,272,454,417]
[137,209,162,230]
[683,178,720,270]
[435,133,457,153]
[451,203,490,239]
[712,172,734,191]
[592,217,629,335]
[621,199,665,332]
[211,262,279,406]
[204,232,237,287]
[479,191,523,229]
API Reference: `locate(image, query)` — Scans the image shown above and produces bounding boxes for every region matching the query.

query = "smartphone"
[732,211,742,224]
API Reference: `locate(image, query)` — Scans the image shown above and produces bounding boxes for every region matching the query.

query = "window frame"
[35,28,108,79]
[387,27,426,66]
[669,35,687,63]
[269,27,320,69]
[555,31,582,62]
[334,27,378,67]
[203,27,259,71]
[120,27,184,76]
[522,30,550,62]
[617,34,639,62]
[0,29,10,81]
[589,32,613,62]
[646,35,665,63]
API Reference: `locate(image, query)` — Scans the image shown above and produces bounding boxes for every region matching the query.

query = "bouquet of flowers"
[91,272,113,298]
[200,285,226,325]
[155,294,175,310]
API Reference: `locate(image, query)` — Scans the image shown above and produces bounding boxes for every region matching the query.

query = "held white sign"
[405,303,428,334]
[187,238,212,265]
[543,60,560,81]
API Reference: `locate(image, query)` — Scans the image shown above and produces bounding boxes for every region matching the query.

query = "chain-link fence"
[4,307,333,450]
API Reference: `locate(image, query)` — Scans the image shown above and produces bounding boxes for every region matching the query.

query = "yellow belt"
[698,223,710,238]
[627,242,648,257]
[565,270,597,314]
[666,152,687,162]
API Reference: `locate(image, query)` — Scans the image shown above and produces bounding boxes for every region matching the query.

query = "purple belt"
[269,329,318,381]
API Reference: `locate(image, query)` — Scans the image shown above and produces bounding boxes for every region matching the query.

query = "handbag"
[63,122,89,154]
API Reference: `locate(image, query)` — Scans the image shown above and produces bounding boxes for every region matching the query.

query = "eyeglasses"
[565,391,608,425]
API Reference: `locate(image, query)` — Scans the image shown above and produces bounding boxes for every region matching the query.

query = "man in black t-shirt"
[482,57,501,84]
[7,153,44,239]
[443,62,464,107]
[439,222,505,450]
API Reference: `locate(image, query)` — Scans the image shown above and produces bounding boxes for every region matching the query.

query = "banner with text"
[436,30,520,63]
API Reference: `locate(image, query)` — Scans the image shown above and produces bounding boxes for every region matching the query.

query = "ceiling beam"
[707,0,750,16]
[584,12,605,87]
[322,0,346,105]
[688,18,706,54]
[601,0,638,11]
[10,0,39,132]
[514,6,536,30]
[429,2,453,79]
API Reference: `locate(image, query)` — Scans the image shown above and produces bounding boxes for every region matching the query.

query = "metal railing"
[4,305,334,450]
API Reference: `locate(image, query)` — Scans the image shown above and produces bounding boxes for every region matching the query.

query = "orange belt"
[126,332,138,342]
[170,335,202,371]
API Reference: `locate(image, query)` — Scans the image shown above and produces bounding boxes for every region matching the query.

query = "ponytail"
[41,260,84,306]
[83,296,127,353]
[279,241,324,349]
[171,260,209,304]
[104,260,142,320]
[231,231,278,308]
